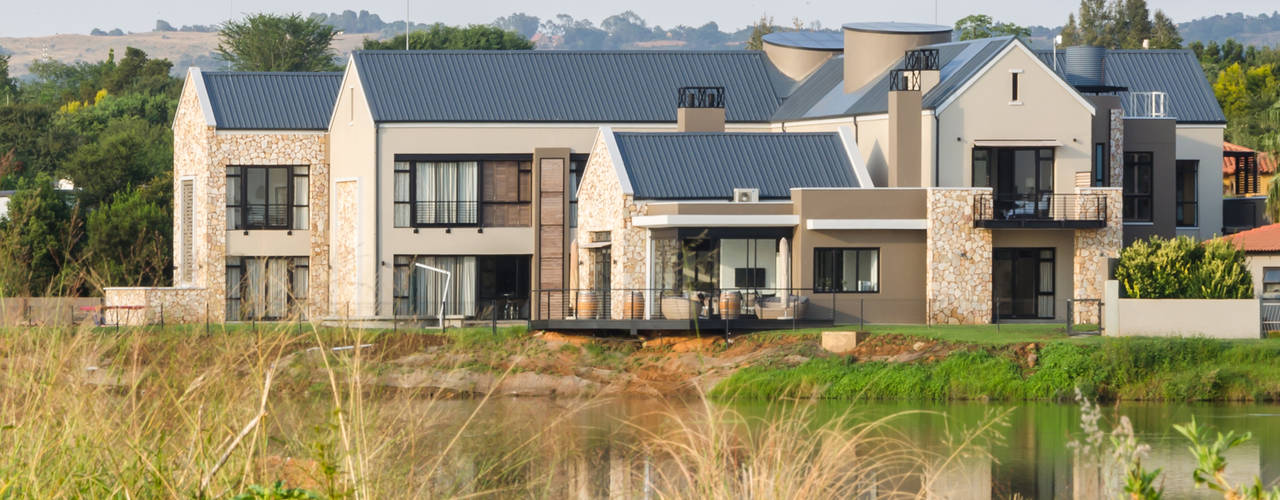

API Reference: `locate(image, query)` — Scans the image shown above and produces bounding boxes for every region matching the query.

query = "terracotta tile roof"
[1223,141,1277,175]
[1223,223,1280,253]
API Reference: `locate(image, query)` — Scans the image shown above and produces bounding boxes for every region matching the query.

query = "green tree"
[0,55,15,104]
[60,116,171,208]
[745,15,775,51]
[1114,0,1153,50]
[216,13,340,71]
[0,174,81,296]
[1149,10,1181,49]
[492,12,541,38]
[954,14,1030,40]
[363,24,533,50]
[102,47,177,97]
[1077,0,1113,47]
[1059,13,1083,46]
[84,182,171,291]
[0,103,73,182]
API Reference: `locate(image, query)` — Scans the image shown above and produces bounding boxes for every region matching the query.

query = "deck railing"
[972,193,1108,228]
[532,287,839,323]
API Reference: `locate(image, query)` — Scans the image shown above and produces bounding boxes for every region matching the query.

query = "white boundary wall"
[1103,280,1261,339]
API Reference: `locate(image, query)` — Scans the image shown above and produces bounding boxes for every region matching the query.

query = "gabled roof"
[1223,223,1280,253]
[773,37,1013,121]
[1223,141,1277,175]
[351,50,794,123]
[201,72,343,130]
[610,132,859,200]
[1035,49,1226,124]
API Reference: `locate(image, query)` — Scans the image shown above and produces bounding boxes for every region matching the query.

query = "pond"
[414,396,1280,499]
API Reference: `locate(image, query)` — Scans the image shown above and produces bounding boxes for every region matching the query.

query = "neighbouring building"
[108,21,1228,326]
[1224,224,1280,298]
[1221,141,1277,234]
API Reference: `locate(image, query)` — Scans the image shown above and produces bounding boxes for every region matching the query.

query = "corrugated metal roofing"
[762,31,844,50]
[612,132,858,199]
[201,72,343,130]
[1035,49,1225,124]
[772,37,1012,121]
[352,51,792,123]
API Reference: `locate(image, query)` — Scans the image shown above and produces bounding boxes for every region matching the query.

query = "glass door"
[993,248,1055,319]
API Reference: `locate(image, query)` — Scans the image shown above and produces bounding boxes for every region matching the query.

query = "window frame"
[1263,267,1280,299]
[1123,152,1154,222]
[393,155,533,229]
[227,165,308,231]
[1093,142,1108,187]
[813,248,881,294]
[1176,160,1198,227]
[225,256,309,321]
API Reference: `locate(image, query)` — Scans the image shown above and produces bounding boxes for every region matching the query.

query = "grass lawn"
[744,323,1099,346]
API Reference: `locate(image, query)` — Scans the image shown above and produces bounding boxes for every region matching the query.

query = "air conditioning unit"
[733,188,759,203]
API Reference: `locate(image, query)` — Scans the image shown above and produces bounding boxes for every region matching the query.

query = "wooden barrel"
[577,291,599,319]
[719,291,742,320]
[622,291,645,319]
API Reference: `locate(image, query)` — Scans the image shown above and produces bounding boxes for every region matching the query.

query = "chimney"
[888,68,922,187]
[842,22,952,94]
[676,86,725,132]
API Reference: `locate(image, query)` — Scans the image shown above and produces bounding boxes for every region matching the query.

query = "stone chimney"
[676,86,725,132]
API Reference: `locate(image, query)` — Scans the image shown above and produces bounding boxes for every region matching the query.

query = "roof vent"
[733,188,760,203]
[1064,45,1105,87]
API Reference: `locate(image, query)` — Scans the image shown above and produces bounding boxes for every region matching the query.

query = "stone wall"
[574,133,648,319]
[103,287,210,325]
[925,188,993,324]
[168,79,332,323]
[1072,187,1123,324]
[1109,108,1124,187]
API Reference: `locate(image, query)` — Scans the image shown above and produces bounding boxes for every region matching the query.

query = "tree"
[493,13,541,39]
[216,13,340,71]
[0,55,15,104]
[155,20,175,32]
[1114,235,1252,299]
[0,174,81,296]
[1114,0,1153,50]
[1077,0,1113,47]
[955,14,1031,40]
[745,15,775,51]
[1060,13,1083,46]
[363,24,533,51]
[84,182,171,290]
[1149,10,1182,49]
[60,116,171,208]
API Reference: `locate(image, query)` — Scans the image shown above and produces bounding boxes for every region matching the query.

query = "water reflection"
[415,397,1280,499]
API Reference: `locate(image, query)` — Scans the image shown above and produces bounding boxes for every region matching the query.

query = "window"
[394,161,479,227]
[1093,143,1108,187]
[813,248,879,293]
[1123,152,1153,221]
[1176,160,1198,227]
[479,160,532,226]
[1011,72,1019,102]
[972,148,991,187]
[227,166,308,230]
[226,256,308,320]
[393,255,478,317]
[569,156,587,228]
[735,268,766,288]
[1263,268,1280,299]
[181,179,193,282]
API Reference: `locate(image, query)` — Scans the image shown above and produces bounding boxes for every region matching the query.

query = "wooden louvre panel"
[181,179,194,283]
[540,158,564,192]
[540,193,564,225]
[540,226,564,258]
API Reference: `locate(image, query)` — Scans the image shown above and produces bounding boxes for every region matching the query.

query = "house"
[105,21,1227,326]
[1221,141,1276,234]
[1223,223,1280,298]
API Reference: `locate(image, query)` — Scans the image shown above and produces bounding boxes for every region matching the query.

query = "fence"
[0,297,103,327]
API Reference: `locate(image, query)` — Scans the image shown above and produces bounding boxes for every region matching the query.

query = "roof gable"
[201,71,342,130]
[351,50,791,123]
[1035,49,1225,124]
[611,132,859,200]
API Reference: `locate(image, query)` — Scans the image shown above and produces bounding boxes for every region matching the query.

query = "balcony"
[972,193,1108,229]
[1128,91,1168,118]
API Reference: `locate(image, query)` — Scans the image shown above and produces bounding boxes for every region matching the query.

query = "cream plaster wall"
[1245,253,1280,298]
[327,62,378,317]
[1176,125,1227,240]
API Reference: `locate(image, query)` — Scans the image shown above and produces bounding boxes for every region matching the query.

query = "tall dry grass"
[0,320,1009,499]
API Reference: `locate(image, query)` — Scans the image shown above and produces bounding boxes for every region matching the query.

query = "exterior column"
[925,188,993,324]
[1072,187,1123,324]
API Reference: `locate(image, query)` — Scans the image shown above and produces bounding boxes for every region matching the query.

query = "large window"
[394,161,480,227]
[226,256,308,320]
[1123,152,1153,222]
[480,160,532,226]
[1263,268,1280,299]
[1176,160,1198,227]
[1093,142,1108,187]
[569,156,587,228]
[227,166,308,230]
[392,255,531,319]
[813,248,879,293]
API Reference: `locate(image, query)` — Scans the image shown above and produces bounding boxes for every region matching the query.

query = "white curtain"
[226,261,242,320]
[246,258,265,319]
[457,161,478,224]
[266,259,289,318]
[410,256,478,318]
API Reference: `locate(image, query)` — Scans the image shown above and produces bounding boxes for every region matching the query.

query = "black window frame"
[1011,72,1019,102]
[1176,160,1198,227]
[569,154,588,229]
[227,165,308,231]
[813,248,880,294]
[1263,267,1280,299]
[393,155,535,229]
[1123,152,1154,222]
[1093,142,1108,187]
[225,256,309,321]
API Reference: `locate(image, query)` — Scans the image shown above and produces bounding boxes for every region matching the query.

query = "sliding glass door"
[992,248,1054,319]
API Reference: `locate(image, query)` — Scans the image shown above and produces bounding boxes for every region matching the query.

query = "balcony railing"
[1128,91,1168,118]
[245,204,290,229]
[412,200,479,226]
[972,193,1108,228]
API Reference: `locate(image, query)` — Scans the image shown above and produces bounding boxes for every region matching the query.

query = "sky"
[1,0,1278,38]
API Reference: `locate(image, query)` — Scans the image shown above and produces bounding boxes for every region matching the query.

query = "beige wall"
[762,42,836,81]
[642,201,795,216]
[1176,125,1227,240]
[792,188,927,219]
[1108,299,1260,338]
[227,231,311,256]
[1245,253,1280,298]
[328,62,378,316]
[793,229,927,324]
[843,27,951,93]
[937,45,1094,192]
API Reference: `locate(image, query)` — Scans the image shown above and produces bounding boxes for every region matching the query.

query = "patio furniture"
[756,295,808,320]
[660,294,700,320]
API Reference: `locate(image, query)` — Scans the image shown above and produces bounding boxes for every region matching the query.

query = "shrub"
[1114,235,1252,298]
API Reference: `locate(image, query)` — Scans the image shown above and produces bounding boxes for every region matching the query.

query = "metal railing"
[412,200,479,226]
[972,193,1108,226]
[532,287,840,323]
[903,48,939,71]
[1128,91,1168,118]
[245,204,290,229]
[889,69,920,91]
[677,86,725,109]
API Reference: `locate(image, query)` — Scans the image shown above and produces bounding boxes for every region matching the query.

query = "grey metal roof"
[842,22,952,34]
[773,37,1012,121]
[201,72,343,130]
[1035,49,1226,124]
[762,31,843,51]
[351,51,793,123]
[612,132,858,200]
